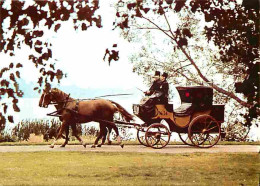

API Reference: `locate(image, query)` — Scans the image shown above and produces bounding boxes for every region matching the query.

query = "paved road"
[0,145,259,153]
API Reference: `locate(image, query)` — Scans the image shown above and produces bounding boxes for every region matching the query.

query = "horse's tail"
[109,100,134,122]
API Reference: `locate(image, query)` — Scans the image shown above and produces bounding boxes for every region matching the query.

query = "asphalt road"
[0,145,259,153]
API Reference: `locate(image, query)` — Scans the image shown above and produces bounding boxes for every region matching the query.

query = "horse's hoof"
[107,141,112,145]
[60,145,65,148]
[120,144,124,148]
[50,145,54,148]
[83,144,87,148]
[97,144,102,147]
[91,145,96,148]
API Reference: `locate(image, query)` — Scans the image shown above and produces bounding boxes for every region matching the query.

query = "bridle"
[40,91,71,108]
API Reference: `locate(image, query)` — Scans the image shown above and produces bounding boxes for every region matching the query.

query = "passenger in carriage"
[159,72,169,105]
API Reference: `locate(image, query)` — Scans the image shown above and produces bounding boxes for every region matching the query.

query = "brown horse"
[39,88,133,148]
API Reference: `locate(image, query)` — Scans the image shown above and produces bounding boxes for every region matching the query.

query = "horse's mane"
[51,88,73,101]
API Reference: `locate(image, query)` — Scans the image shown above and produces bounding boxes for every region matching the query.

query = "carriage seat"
[173,103,193,117]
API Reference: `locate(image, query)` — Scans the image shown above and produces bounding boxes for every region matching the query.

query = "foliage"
[113,0,259,126]
[11,119,62,141]
[0,0,102,131]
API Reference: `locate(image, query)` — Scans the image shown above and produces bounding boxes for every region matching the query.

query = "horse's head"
[39,88,60,108]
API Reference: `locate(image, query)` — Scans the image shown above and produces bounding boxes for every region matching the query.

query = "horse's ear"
[52,88,57,93]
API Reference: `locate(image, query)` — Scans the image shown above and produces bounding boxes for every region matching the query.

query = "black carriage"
[132,86,225,149]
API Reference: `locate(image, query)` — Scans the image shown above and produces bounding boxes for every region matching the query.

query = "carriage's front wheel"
[188,115,221,148]
[145,123,171,149]
[137,128,148,146]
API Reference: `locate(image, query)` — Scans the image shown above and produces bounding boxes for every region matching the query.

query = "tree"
[113,0,259,126]
[0,0,102,131]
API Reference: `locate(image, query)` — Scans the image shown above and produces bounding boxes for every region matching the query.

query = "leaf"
[8,116,14,123]
[82,23,87,31]
[35,47,43,53]
[7,89,14,98]
[93,16,102,28]
[182,28,192,38]
[9,73,15,81]
[15,71,20,78]
[56,69,63,80]
[13,103,20,112]
[158,6,164,15]
[174,0,186,12]
[38,77,43,87]
[9,63,14,68]
[48,49,52,58]
[3,104,8,114]
[54,24,61,32]
[35,40,42,46]
[127,3,136,10]
[142,8,150,14]
[33,30,44,38]
[177,38,188,47]
[1,79,9,87]
[0,114,6,127]
[0,67,9,78]
[166,0,173,4]
[16,63,23,68]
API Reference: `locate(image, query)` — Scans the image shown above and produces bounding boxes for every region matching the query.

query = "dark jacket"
[159,80,169,103]
[147,79,162,96]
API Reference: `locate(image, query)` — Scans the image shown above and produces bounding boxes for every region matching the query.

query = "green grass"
[0,152,259,186]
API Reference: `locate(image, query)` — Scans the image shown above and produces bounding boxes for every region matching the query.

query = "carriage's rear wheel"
[145,123,171,149]
[137,128,148,146]
[188,115,221,148]
[178,133,194,146]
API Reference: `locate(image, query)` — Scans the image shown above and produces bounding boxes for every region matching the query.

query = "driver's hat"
[162,72,168,79]
[153,71,161,77]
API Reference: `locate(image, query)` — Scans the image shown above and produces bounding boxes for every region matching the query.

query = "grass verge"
[0,152,259,186]
[0,140,259,146]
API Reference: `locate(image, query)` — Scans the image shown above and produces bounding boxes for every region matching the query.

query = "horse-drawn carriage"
[132,86,225,149]
[39,86,224,149]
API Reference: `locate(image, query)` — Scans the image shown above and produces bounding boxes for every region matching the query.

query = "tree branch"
[141,14,251,108]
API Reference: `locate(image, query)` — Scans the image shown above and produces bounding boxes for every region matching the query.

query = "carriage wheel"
[178,133,194,146]
[188,115,221,148]
[137,128,148,146]
[145,123,171,149]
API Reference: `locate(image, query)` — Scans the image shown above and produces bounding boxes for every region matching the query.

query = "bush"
[11,119,62,142]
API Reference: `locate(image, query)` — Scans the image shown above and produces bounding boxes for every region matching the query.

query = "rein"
[46,93,71,117]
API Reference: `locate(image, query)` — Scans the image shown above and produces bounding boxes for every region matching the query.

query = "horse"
[39,88,133,148]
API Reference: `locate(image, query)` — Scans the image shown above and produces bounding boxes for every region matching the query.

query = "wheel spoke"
[189,115,220,148]
[145,123,170,149]
[206,126,218,132]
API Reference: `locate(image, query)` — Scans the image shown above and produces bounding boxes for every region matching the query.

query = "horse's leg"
[50,121,67,148]
[56,126,66,140]
[107,120,124,148]
[71,123,86,148]
[60,125,70,147]
[105,126,112,145]
[92,123,105,148]
[97,126,108,147]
